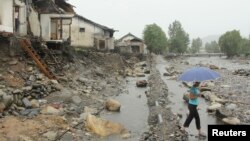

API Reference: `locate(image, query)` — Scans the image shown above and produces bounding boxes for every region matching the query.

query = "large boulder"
[105,99,121,112]
[209,65,219,70]
[215,108,233,119]
[85,114,126,137]
[222,117,240,125]
[207,103,222,111]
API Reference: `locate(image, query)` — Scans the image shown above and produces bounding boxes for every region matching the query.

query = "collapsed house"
[0,0,116,79]
[71,15,115,50]
[31,0,75,49]
[116,33,147,54]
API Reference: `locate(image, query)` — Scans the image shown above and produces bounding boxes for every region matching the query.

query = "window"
[79,28,85,32]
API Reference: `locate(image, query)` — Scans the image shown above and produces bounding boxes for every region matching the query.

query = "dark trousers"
[183,104,201,130]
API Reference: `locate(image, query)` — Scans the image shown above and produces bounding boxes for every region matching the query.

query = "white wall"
[71,17,103,48]
[15,0,27,36]
[0,0,13,33]
[71,16,114,50]
[29,6,41,37]
[40,14,74,41]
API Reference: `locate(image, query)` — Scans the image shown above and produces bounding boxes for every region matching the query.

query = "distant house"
[71,15,115,50]
[116,33,146,54]
[0,0,28,36]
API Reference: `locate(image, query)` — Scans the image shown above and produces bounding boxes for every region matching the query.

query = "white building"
[116,33,146,54]
[71,15,115,50]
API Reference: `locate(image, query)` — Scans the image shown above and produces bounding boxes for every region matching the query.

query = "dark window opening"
[131,46,140,53]
[99,40,105,49]
[79,28,85,32]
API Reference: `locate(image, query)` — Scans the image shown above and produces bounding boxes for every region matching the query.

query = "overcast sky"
[69,0,250,40]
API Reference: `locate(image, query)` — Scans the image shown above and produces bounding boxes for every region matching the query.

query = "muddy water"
[98,76,149,141]
[156,56,222,141]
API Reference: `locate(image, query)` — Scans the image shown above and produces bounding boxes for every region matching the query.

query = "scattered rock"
[0,102,5,113]
[136,80,148,87]
[72,96,82,105]
[43,131,58,141]
[60,133,74,141]
[163,72,171,76]
[50,80,59,84]
[36,74,44,80]
[20,108,40,117]
[121,132,131,139]
[77,77,88,83]
[26,67,33,72]
[30,99,40,108]
[136,73,146,77]
[8,60,18,65]
[207,103,222,111]
[41,106,62,115]
[84,106,98,115]
[233,69,250,76]
[225,103,237,110]
[215,109,232,119]
[22,86,32,91]
[144,69,150,74]
[222,117,240,125]
[22,98,32,108]
[209,65,219,70]
[105,99,121,112]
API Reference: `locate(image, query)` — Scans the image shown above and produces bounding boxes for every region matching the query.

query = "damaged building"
[31,0,75,48]
[1,0,116,50]
[0,0,28,36]
[71,15,115,50]
[116,33,147,54]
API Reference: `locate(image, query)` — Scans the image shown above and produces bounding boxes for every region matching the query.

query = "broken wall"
[40,14,74,41]
[71,17,103,48]
[28,6,41,37]
[15,0,27,36]
[0,0,14,33]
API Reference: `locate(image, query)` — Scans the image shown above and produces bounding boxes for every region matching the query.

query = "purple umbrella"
[177,67,220,82]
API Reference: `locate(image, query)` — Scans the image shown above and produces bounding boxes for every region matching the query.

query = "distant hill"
[202,35,220,46]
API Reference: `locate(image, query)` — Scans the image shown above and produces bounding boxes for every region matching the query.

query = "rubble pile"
[233,69,250,76]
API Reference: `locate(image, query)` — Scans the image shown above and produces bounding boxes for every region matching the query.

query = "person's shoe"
[198,132,207,137]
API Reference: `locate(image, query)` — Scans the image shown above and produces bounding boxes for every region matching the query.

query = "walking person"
[181,81,206,137]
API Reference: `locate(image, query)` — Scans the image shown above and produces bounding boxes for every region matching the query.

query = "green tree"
[205,41,220,53]
[143,23,168,54]
[219,30,242,57]
[240,38,250,56]
[168,20,189,54]
[190,38,202,54]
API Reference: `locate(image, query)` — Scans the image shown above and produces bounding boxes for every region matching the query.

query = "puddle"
[98,76,149,141]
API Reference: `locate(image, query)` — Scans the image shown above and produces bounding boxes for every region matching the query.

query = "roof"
[119,33,143,42]
[75,14,115,35]
[33,0,75,14]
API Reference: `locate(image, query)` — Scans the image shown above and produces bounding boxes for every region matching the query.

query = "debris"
[85,114,126,137]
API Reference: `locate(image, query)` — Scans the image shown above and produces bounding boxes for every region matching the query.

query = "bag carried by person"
[189,92,197,100]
